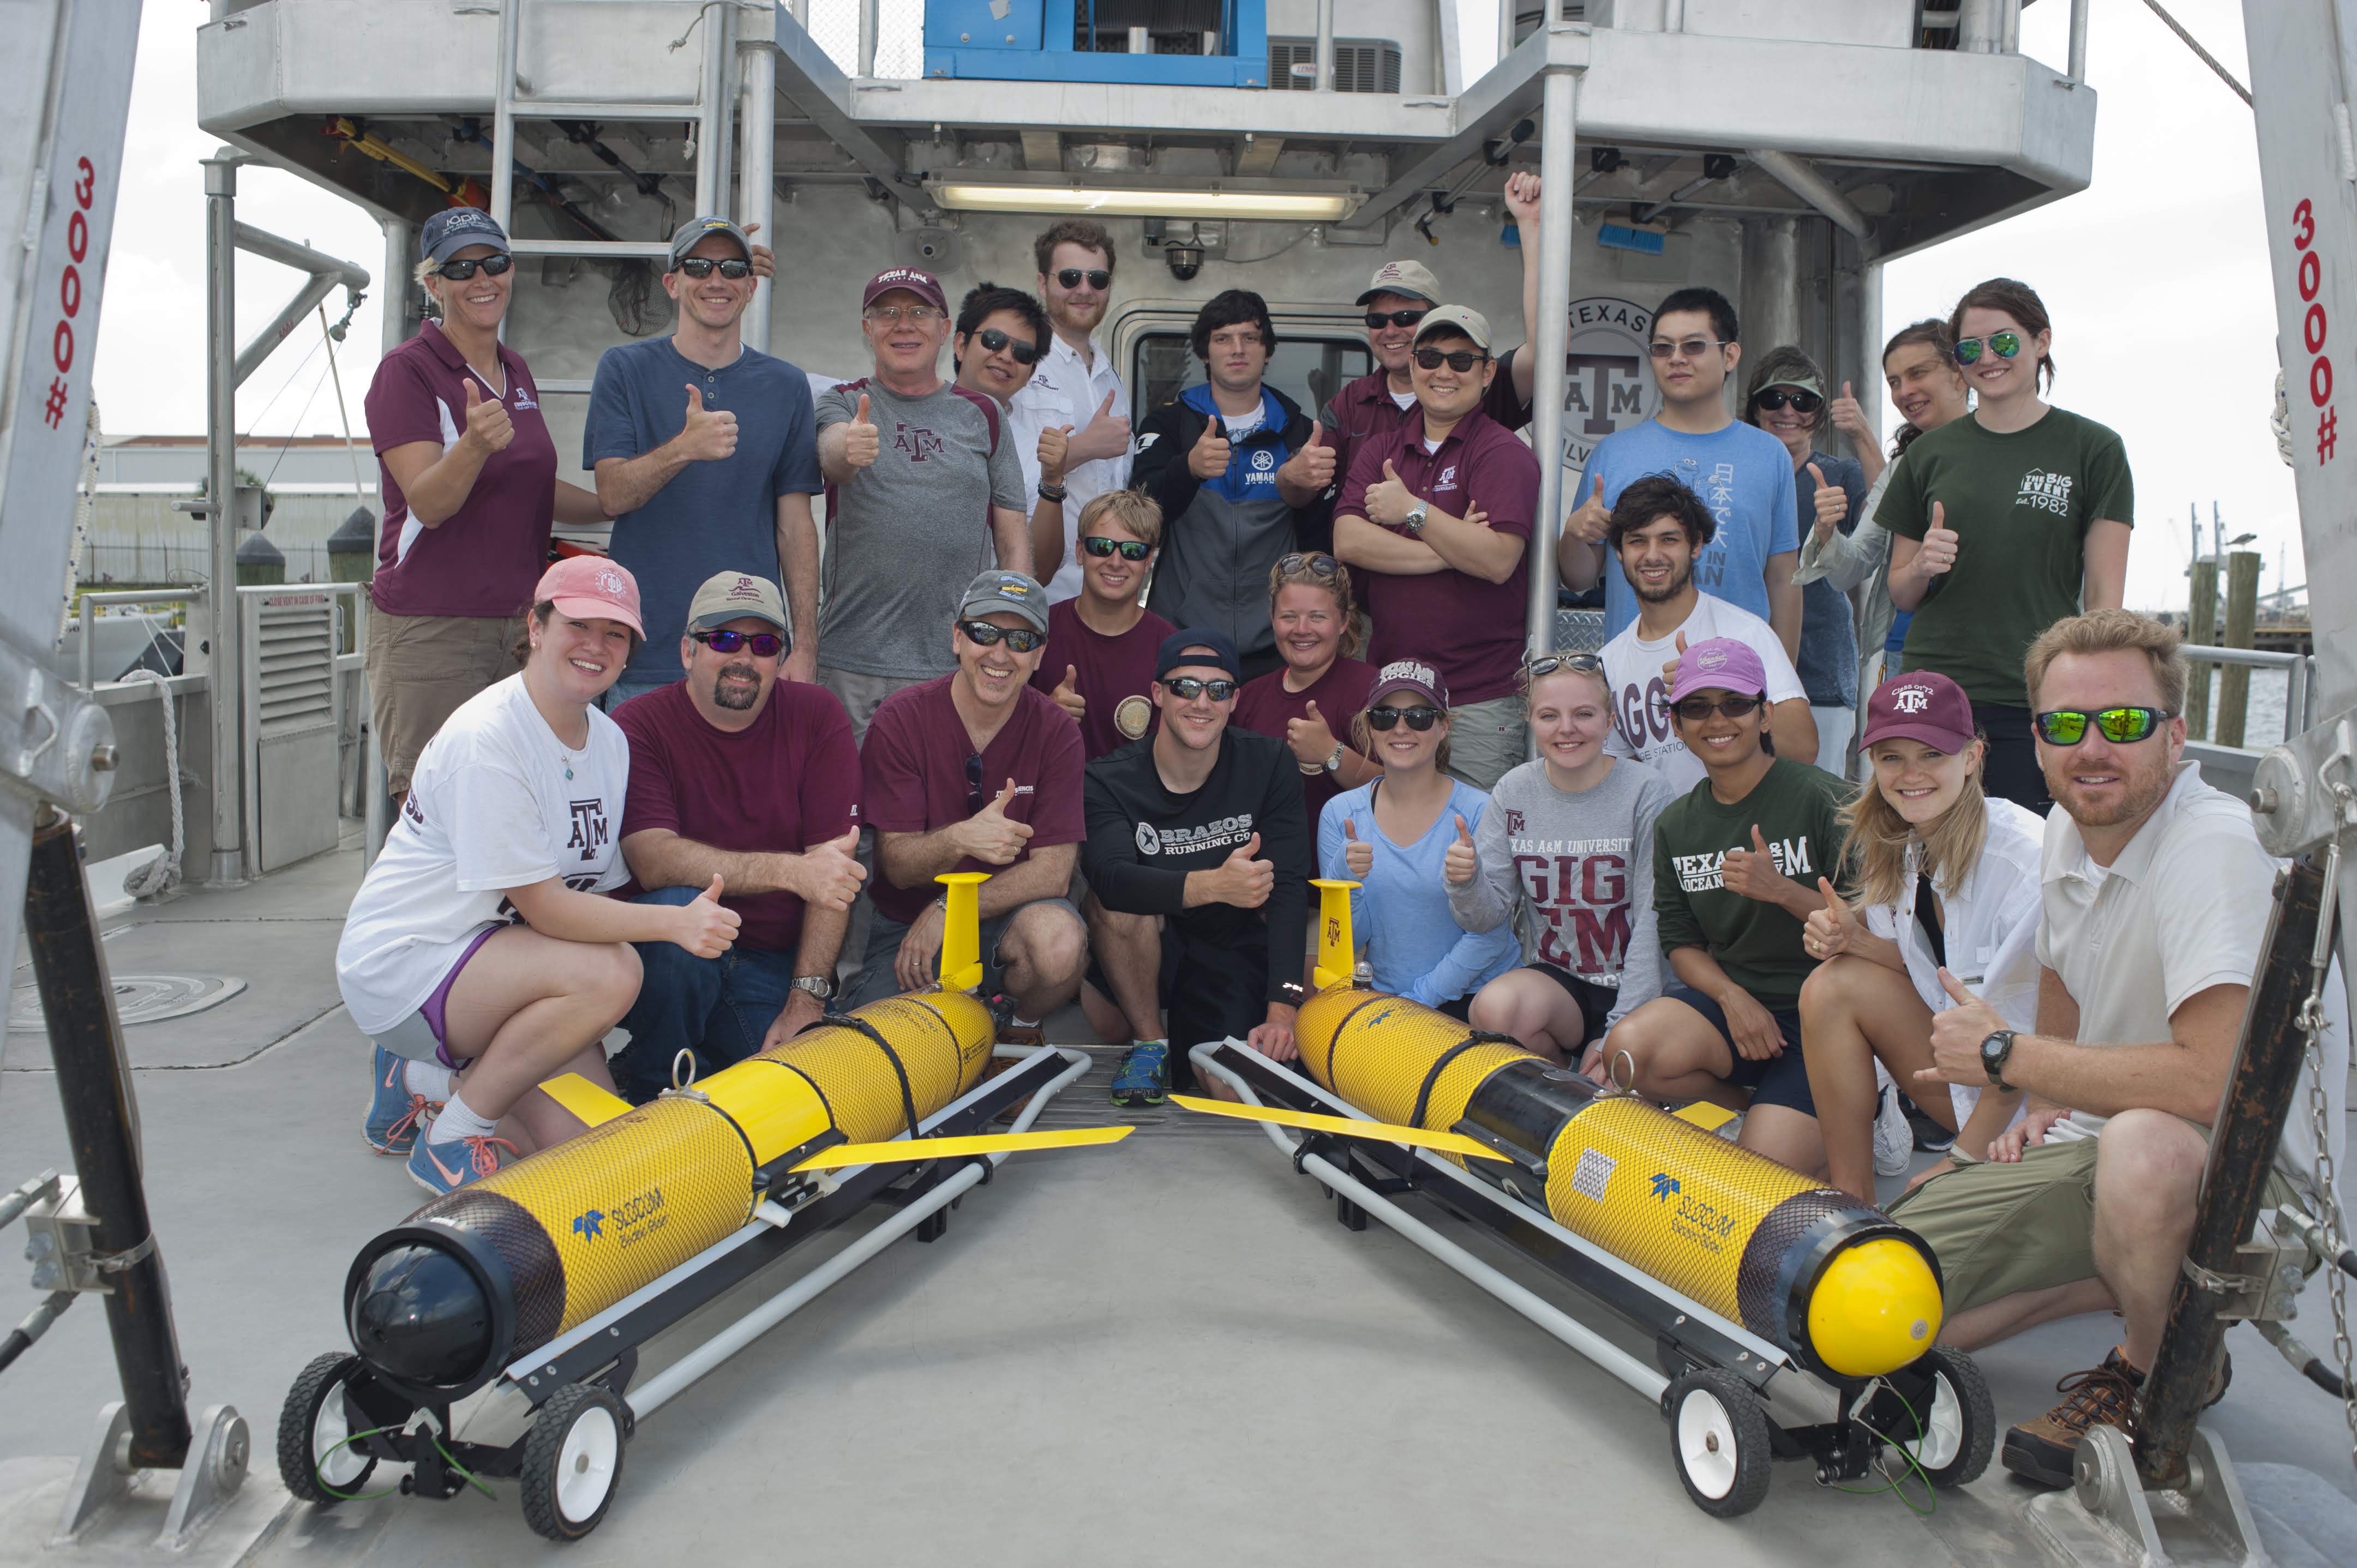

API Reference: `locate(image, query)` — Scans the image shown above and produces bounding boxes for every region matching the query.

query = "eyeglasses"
[2034,706,2171,746]
[1648,337,1729,361]
[1672,695,1764,721]
[1276,552,1340,577]
[1082,535,1151,561]
[1162,676,1238,702]
[865,304,943,324]
[973,327,1040,365]
[1365,705,1444,731]
[1953,330,2023,365]
[1054,268,1112,291]
[1364,308,1429,330]
[964,753,986,814]
[675,256,752,280]
[957,618,1045,653]
[1413,347,1488,373]
[435,254,513,280]
[1522,652,1605,681]
[691,629,785,658]
[1753,387,1822,413]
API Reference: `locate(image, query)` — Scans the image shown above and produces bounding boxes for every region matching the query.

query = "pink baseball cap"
[1859,669,1976,754]
[535,555,644,638]
[1668,638,1767,706]
[861,265,949,315]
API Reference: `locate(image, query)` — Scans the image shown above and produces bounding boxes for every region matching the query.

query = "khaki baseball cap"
[686,570,788,634]
[1412,304,1494,353]
[1357,259,1442,306]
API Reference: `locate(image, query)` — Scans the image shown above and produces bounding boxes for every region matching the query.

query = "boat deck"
[4,842,2354,1564]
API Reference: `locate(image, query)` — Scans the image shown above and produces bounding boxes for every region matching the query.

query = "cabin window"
[1131,329,1372,426]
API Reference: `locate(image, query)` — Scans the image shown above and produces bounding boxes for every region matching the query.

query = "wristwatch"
[792,975,834,1002]
[1321,743,1346,773]
[1980,1029,2017,1090]
[1402,498,1431,534]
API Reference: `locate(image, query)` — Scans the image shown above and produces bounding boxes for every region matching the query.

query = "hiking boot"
[1109,1040,1171,1108]
[2001,1346,2234,1488]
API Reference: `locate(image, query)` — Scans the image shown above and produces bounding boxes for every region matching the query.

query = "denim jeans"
[611,886,804,1101]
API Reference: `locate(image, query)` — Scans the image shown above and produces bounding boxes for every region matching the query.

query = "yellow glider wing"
[1168,1094,1509,1162]
[788,1125,1133,1172]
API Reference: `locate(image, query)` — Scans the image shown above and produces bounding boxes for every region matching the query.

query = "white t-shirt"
[1599,593,1807,796]
[335,674,632,1035]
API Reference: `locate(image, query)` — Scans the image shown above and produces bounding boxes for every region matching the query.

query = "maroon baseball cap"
[1367,658,1450,710]
[1859,670,1976,754]
[861,265,949,314]
[1668,638,1767,706]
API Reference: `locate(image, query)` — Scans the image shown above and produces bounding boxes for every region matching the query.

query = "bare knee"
[1008,906,1088,987]
[2094,1108,2206,1222]
[1798,953,1868,1022]
[586,942,642,1019]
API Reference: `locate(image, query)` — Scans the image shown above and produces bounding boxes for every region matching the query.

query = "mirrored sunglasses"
[957,619,1044,653]
[691,628,785,658]
[1162,676,1238,701]
[2034,706,2169,746]
[675,256,752,279]
[1082,535,1151,561]
[1953,330,2023,365]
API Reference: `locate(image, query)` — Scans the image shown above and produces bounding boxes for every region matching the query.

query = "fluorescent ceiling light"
[931,182,1356,221]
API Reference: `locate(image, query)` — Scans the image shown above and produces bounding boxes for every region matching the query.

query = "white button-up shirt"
[1009,329,1131,602]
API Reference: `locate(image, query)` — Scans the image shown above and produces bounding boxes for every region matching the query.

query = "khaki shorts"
[367,609,521,793]
[817,665,922,748]
[1885,1130,2300,1315]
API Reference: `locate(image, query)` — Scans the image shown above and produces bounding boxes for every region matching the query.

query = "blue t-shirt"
[1584,419,1799,640]
[583,338,821,682]
[1317,780,1520,1007]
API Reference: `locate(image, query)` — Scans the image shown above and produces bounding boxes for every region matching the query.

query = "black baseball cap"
[1155,629,1240,683]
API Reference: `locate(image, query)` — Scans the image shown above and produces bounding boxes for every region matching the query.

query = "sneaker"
[406,1132,517,1197]
[1109,1041,1171,1108]
[364,1046,436,1156]
[1873,1078,1912,1177]
[1904,1094,1957,1154]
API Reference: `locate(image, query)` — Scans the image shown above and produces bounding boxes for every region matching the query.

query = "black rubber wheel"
[1666,1368,1774,1517]
[1882,1347,1996,1488]
[520,1383,630,1541]
[277,1351,375,1504]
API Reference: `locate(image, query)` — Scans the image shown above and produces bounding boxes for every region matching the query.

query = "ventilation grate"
[1268,37,1402,93]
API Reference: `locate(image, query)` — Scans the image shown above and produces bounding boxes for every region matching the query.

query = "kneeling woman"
[1318,661,1519,1015]
[1799,671,2040,1201]
[337,557,741,1194]
[1452,653,1675,1065]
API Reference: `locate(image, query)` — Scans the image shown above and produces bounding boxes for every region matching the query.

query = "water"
[2191,664,2292,748]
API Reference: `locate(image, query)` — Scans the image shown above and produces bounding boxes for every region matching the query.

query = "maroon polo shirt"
[1335,407,1539,706]
[860,674,1086,925]
[1233,654,1378,828]
[364,320,558,620]
[1028,597,1175,760]
[1314,365,1528,508]
[615,680,861,956]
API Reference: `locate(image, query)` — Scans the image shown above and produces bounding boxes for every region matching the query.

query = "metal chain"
[2299,812,2356,1471]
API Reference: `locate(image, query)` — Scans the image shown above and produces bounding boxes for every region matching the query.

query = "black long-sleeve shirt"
[1082,728,1310,1004]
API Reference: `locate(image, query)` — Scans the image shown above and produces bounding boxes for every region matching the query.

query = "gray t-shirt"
[815,379,1027,680]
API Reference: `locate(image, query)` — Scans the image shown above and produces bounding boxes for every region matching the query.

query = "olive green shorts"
[366,609,521,795]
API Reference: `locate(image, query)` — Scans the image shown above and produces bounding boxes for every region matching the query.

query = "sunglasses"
[1054,268,1112,291]
[1413,347,1487,373]
[2034,706,2170,746]
[1082,535,1151,561]
[1953,330,2023,365]
[675,256,752,280]
[1277,552,1340,577]
[1365,705,1444,731]
[865,304,942,323]
[435,254,513,280]
[1753,387,1822,413]
[691,629,785,658]
[1364,308,1429,330]
[1673,695,1764,721]
[1647,337,1729,360]
[1162,676,1238,702]
[957,619,1045,653]
[1523,652,1605,680]
[973,327,1040,365]
[964,753,986,814]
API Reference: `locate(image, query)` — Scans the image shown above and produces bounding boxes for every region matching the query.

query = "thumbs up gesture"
[1806,460,1846,542]
[1918,500,1959,576]
[1444,813,1478,885]
[1285,698,1338,771]
[1828,379,1874,449]
[1213,831,1275,909]
[1341,818,1375,878]
[672,873,742,958]
[1049,664,1086,724]
[1803,875,1859,960]
[1364,458,1416,527]
[958,778,1035,866]
[1067,386,1133,465]
[1188,411,1233,479]
[1719,824,1792,905]
[678,383,740,462]
[1568,469,1611,545]
[1281,419,1336,491]
[460,379,513,455]
[1037,423,1073,487]
[797,825,867,913]
[842,391,880,470]
[1922,966,2011,1088]
[1659,628,1689,690]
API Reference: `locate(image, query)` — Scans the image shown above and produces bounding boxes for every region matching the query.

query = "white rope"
[119,670,183,899]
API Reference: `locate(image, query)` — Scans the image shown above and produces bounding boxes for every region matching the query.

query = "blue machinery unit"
[923,1,1269,87]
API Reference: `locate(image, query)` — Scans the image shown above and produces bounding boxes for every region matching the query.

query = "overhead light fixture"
[929,178,1357,223]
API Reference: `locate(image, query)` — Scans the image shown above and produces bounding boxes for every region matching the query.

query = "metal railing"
[74,587,203,693]
[2181,641,2311,745]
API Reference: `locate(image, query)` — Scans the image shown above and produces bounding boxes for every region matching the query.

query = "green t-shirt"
[1880,407,2133,707]
[1651,758,1851,1008]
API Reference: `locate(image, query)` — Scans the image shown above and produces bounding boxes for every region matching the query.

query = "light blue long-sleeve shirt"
[1318,780,1520,1007]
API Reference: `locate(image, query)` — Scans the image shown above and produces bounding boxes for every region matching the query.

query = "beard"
[2046,748,2175,828]
[712,664,761,711]
[1630,557,1693,603]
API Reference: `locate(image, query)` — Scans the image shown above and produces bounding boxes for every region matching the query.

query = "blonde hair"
[1840,738,1991,909]
[1349,704,1452,776]
[1267,555,1363,658]
[1076,489,1163,550]
[1520,657,1612,713]
[2023,608,2188,717]
[413,256,444,316]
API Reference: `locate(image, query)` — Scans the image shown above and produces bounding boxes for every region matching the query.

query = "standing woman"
[1879,279,2133,811]
[364,209,610,802]
[1318,662,1519,1015]
[1797,671,2041,1202]
[1454,654,1674,1066]
[1743,346,1868,771]
[339,558,741,1195]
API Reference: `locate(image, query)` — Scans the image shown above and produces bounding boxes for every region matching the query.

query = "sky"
[97,1,2289,615]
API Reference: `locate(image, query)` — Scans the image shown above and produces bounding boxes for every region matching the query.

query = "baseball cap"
[1366,658,1450,710]
[686,570,788,635]
[667,215,752,271]
[1412,304,1493,354]
[535,555,644,639]
[421,208,509,266]
[958,569,1049,634]
[1668,638,1768,706]
[1357,260,1442,307]
[1858,670,1976,755]
[1155,629,1240,683]
[1756,371,1826,399]
[862,265,949,315]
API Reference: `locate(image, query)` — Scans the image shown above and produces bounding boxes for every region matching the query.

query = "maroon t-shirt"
[614,680,861,955]
[859,675,1086,925]
[1314,365,1530,509]
[1233,655,1378,829]
[364,320,559,620]
[1336,408,1539,705]
[1028,597,1175,760]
